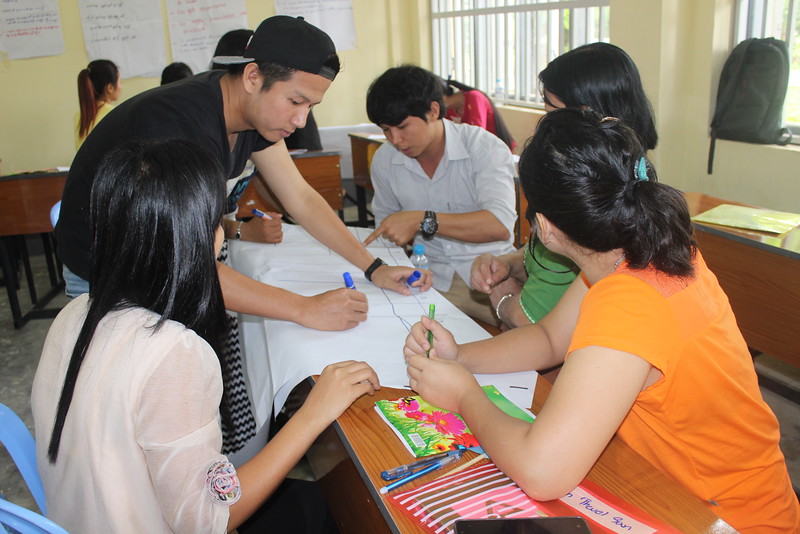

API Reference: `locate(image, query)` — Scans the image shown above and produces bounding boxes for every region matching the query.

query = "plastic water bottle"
[410,243,429,270]
[494,78,505,100]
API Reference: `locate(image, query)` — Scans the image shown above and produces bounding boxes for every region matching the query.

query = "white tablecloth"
[228,225,536,433]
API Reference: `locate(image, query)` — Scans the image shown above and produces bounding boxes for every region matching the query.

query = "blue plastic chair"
[0,498,68,534]
[49,202,61,229]
[0,403,46,513]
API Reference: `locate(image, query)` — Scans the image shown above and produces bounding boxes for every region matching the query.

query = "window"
[431,0,610,108]
[733,0,800,136]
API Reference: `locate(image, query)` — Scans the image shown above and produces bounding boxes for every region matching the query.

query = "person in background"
[74,59,121,150]
[34,139,379,534]
[471,42,658,331]
[404,108,800,534]
[160,61,193,85]
[364,65,516,325]
[440,77,516,151]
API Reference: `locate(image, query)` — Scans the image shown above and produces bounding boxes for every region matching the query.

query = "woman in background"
[33,139,379,533]
[405,108,799,533]
[74,59,121,149]
[160,61,193,85]
[471,42,657,331]
[440,77,516,151]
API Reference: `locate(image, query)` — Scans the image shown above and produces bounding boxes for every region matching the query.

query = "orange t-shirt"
[568,252,799,533]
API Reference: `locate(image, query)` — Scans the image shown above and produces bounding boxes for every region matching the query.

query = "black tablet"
[453,517,592,534]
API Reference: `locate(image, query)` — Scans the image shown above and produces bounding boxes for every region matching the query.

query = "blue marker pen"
[343,272,356,289]
[251,208,273,220]
[406,270,421,287]
[379,453,461,494]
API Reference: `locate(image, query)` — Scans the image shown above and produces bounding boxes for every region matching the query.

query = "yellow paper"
[692,204,800,234]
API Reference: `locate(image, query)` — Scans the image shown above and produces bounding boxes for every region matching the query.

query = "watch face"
[421,217,438,236]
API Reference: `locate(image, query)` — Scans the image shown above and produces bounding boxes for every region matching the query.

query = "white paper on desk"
[474,370,537,417]
[227,228,493,425]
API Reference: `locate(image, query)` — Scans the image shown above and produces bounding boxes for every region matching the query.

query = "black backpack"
[708,37,792,174]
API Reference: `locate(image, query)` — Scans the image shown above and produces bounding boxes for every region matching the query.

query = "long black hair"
[519,108,694,276]
[440,77,517,151]
[48,139,229,463]
[539,43,658,151]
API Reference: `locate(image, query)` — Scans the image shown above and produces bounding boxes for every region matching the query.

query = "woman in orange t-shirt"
[403,108,799,533]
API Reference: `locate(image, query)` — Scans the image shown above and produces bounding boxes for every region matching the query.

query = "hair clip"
[636,156,649,181]
[600,116,619,123]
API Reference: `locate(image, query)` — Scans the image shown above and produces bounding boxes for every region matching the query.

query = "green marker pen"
[426,303,435,357]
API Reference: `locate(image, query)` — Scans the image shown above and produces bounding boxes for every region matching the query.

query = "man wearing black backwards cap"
[57,16,422,331]
[56,16,430,459]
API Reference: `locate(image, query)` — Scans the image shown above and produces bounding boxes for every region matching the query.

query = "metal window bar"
[432,0,609,108]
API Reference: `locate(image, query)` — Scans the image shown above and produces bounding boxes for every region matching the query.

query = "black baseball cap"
[212,16,338,80]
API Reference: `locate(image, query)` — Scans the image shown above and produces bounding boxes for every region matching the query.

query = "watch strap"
[364,257,387,282]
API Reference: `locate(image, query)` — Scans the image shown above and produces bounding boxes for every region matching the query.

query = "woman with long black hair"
[33,139,379,533]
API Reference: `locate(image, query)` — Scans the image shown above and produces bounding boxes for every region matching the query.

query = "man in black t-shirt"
[57,16,427,331]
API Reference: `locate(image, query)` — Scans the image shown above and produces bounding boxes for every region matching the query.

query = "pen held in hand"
[426,303,435,357]
[343,272,356,290]
[251,208,273,220]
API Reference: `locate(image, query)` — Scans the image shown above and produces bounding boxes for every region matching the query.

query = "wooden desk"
[684,192,800,368]
[349,132,385,226]
[0,170,66,328]
[308,375,734,534]
[237,150,343,218]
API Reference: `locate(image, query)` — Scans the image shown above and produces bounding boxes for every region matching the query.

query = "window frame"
[431,0,611,109]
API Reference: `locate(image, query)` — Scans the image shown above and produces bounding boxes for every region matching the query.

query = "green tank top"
[519,240,578,323]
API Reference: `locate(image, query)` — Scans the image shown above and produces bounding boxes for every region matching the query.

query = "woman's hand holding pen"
[405,352,479,415]
[304,360,381,426]
[403,315,459,361]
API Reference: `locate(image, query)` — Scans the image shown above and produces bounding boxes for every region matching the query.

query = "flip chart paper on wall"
[78,0,166,78]
[165,0,248,75]
[0,0,64,59]
[274,0,357,50]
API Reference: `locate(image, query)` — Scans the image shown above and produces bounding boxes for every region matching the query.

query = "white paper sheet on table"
[229,226,537,428]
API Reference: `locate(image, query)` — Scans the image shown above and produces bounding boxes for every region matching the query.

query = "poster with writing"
[274,0,357,50]
[166,0,248,75]
[0,0,64,60]
[78,0,165,78]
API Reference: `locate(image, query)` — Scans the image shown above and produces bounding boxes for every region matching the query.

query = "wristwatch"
[420,210,438,238]
[364,257,387,282]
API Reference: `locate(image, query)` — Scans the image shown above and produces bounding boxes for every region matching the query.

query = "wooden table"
[307,375,734,534]
[684,192,800,368]
[0,170,66,327]
[237,150,343,218]
[349,132,385,226]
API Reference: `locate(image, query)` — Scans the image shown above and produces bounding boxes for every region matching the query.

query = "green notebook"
[374,385,534,457]
[692,204,800,234]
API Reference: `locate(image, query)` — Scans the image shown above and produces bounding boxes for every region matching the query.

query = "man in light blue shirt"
[363,65,517,325]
